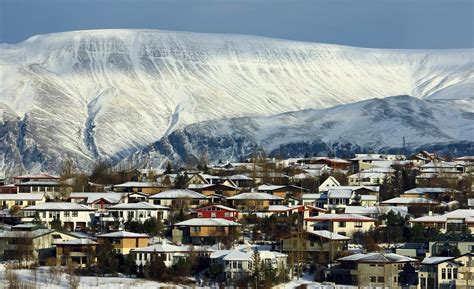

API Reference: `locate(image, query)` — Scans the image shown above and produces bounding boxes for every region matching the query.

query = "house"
[112,181,161,194]
[0,193,46,210]
[22,202,96,230]
[454,253,474,289]
[106,202,169,224]
[132,242,213,268]
[411,210,474,234]
[418,256,459,289]
[281,230,350,265]
[348,167,394,186]
[331,252,418,288]
[227,192,284,211]
[97,231,148,254]
[196,204,239,221]
[305,213,376,237]
[257,184,307,199]
[227,175,255,188]
[13,174,61,193]
[453,156,474,173]
[148,189,209,208]
[409,151,443,166]
[297,157,351,171]
[188,183,240,197]
[416,161,465,185]
[344,206,409,219]
[172,218,241,245]
[69,192,127,210]
[318,176,341,192]
[0,224,70,264]
[301,193,328,208]
[210,246,287,283]
[55,238,98,267]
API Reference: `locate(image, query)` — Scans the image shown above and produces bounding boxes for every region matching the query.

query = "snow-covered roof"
[268,205,291,212]
[197,204,237,211]
[174,218,241,227]
[56,239,98,246]
[149,189,208,199]
[344,206,408,216]
[257,184,285,191]
[227,192,283,200]
[107,202,169,210]
[97,231,148,238]
[421,256,455,265]
[69,192,126,204]
[14,174,59,180]
[308,230,351,241]
[113,181,157,188]
[327,189,352,199]
[0,193,45,200]
[338,252,417,263]
[381,197,439,205]
[360,195,378,201]
[301,193,327,200]
[132,243,212,253]
[23,202,96,211]
[403,187,458,195]
[306,213,376,222]
[212,247,287,261]
[228,175,253,181]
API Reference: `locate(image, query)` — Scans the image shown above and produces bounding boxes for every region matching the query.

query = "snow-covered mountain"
[126,96,474,167]
[1,29,473,173]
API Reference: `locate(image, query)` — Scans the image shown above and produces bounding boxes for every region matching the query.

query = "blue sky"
[0,0,472,48]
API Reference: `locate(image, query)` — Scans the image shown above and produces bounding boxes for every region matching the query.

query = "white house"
[132,242,212,267]
[22,202,96,230]
[148,189,209,208]
[106,202,170,223]
[318,176,340,192]
[210,245,287,282]
[0,193,46,210]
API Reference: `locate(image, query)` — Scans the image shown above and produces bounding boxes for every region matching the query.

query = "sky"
[0,0,472,48]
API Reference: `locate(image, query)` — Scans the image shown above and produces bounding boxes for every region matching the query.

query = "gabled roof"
[14,174,59,180]
[327,189,352,199]
[174,218,241,227]
[132,243,212,253]
[228,175,253,181]
[403,188,458,195]
[107,202,169,210]
[113,181,158,188]
[338,252,417,263]
[97,231,148,238]
[0,193,45,201]
[56,239,98,246]
[308,230,351,241]
[421,256,455,265]
[197,204,238,212]
[381,197,439,205]
[23,202,96,211]
[227,192,283,200]
[301,193,327,200]
[69,192,126,204]
[149,189,208,199]
[305,213,376,222]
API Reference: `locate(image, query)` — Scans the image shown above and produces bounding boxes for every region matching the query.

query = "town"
[0,151,473,288]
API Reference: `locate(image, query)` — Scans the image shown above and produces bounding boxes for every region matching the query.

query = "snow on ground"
[0,265,189,289]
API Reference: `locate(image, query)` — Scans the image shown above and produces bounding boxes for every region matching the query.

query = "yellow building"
[97,231,148,254]
[227,192,284,211]
[172,218,241,245]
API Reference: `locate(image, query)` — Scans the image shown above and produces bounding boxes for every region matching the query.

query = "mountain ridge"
[1,29,473,173]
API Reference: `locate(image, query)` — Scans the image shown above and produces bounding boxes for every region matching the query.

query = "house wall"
[22,210,94,229]
[357,263,405,289]
[0,198,45,210]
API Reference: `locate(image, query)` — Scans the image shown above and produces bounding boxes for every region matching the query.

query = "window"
[191,227,201,233]
[211,213,216,218]
[369,276,376,282]
[454,268,458,279]
[355,222,363,228]
[377,276,384,283]
[64,211,70,217]
[447,268,452,279]
[72,211,78,217]
[442,268,446,279]
[147,211,151,217]
[339,222,346,228]
[197,212,203,217]
[42,211,46,218]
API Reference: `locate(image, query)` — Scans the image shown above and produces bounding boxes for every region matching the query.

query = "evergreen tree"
[250,250,262,287]
[123,253,137,277]
[96,239,119,276]
[32,212,43,225]
[50,217,62,230]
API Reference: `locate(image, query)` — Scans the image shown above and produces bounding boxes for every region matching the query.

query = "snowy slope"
[1,29,473,172]
[132,96,474,167]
